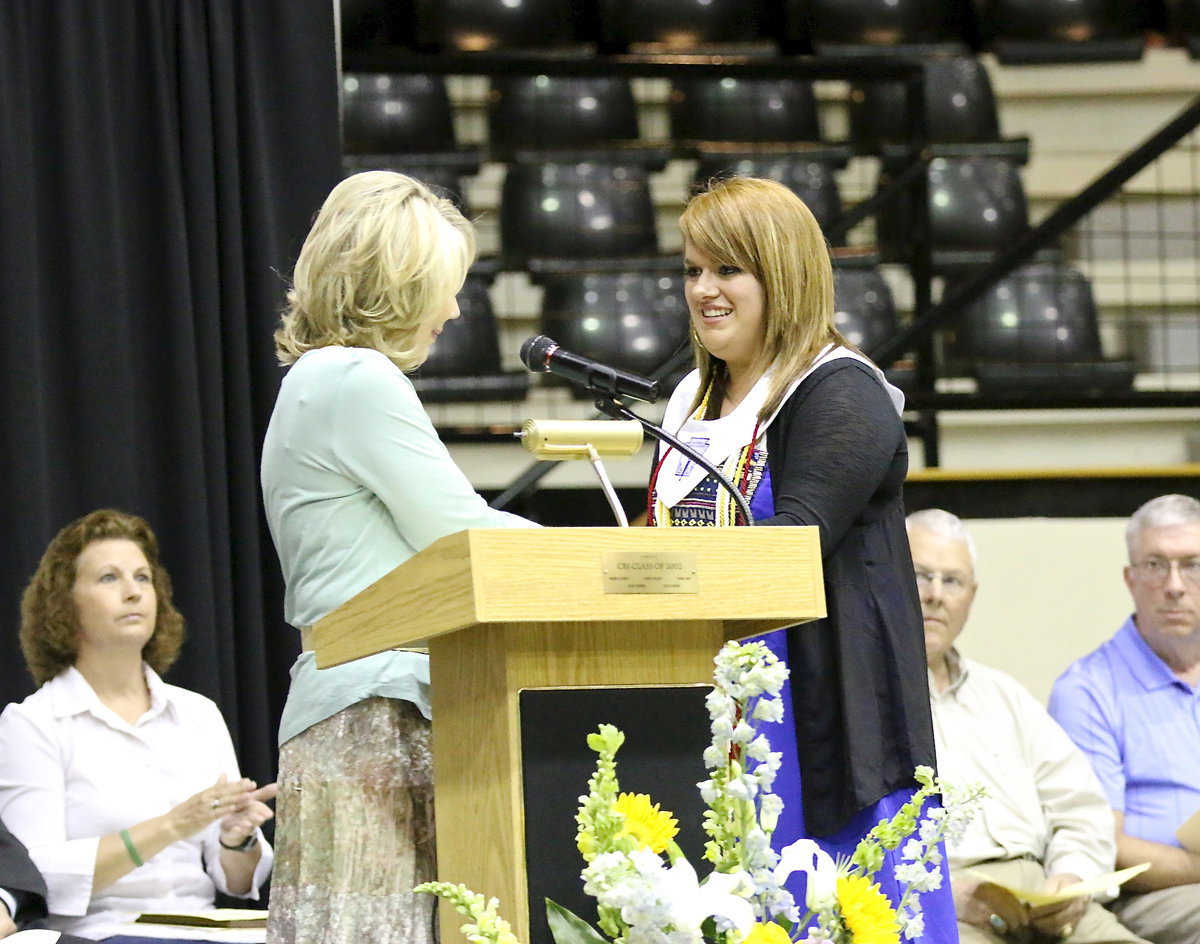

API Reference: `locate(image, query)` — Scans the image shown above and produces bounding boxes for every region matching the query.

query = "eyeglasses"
[1130,557,1200,587]
[914,568,972,596]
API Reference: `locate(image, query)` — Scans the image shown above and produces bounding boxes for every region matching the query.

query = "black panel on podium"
[520,687,711,944]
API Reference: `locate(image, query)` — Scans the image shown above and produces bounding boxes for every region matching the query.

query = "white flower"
[894,860,943,893]
[775,839,837,910]
[901,909,925,939]
[751,697,784,723]
[759,793,783,833]
[654,857,756,937]
[744,734,773,762]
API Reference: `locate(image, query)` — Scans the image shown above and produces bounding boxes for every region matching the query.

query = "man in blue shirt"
[1050,493,1200,944]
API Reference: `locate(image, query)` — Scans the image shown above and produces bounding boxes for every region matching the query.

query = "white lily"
[775,839,838,910]
[655,857,756,937]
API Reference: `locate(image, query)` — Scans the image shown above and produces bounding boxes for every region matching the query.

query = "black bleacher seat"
[670,76,846,241]
[412,0,581,51]
[597,0,777,51]
[499,162,659,268]
[692,152,847,239]
[538,271,690,398]
[411,272,530,402]
[789,0,971,55]
[342,74,456,154]
[947,262,1136,395]
[340,0,408,49]
[487,76,640,159]
[668,77,821,144]
[976,0,1159,63]
[1169,0,1200,58]
[875,155,1031,270]
[833,265,899,357]
[849,56,999,149]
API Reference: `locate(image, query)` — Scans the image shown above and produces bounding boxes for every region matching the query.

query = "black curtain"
[0,1,343,787]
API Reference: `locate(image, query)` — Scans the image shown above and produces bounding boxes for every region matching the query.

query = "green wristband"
[119,828,144,868]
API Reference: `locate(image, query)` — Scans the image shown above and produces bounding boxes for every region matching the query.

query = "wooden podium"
[311,526,824,943]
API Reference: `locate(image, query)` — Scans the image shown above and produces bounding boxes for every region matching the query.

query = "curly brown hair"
[20,509,186,686]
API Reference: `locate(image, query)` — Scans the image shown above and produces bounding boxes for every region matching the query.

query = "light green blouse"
[261,346,538,745]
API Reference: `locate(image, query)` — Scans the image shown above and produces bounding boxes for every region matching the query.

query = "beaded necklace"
[646,384,765,527]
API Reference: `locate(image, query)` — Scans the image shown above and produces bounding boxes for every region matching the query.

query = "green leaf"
[545,900,609,944]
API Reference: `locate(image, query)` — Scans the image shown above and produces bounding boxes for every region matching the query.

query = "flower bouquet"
[419,640,982,944]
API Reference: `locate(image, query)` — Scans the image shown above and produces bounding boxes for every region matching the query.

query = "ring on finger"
[988,913,1008,935]
[210,799,222,810]
[1060,924,1074,940]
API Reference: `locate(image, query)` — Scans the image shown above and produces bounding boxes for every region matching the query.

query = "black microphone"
[519,335,661,404]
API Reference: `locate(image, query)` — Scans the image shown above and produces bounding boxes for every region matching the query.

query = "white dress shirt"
[0,666,272,939]
[930,651,1116,882]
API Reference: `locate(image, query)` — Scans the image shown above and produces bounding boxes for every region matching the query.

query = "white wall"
[953,517,1132,704]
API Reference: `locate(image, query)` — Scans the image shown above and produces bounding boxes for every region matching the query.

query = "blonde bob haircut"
[275,171,476,370]
[679,176,843,421]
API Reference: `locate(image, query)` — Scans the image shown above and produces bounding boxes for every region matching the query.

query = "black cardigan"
[760,359,936,836]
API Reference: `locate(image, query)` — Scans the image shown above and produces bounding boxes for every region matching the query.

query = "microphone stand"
[491,341,694,514]
[593,395,756,527]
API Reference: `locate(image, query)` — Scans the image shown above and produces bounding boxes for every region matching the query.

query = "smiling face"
[907,525,977,667]
[683,242,767,379]
[71,538,157,657]
[1125,521,1200,656]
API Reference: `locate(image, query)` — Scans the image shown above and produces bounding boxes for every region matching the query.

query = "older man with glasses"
[1051,493,1200,944]
[908,509,1148,944]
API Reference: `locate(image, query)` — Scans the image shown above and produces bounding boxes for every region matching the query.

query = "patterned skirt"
[266,697,437,944]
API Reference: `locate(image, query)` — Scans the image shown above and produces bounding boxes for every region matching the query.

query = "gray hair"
[1125,494,1200,559]
[905,508,978,571]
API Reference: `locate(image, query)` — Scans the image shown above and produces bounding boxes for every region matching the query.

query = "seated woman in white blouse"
[0,509,275,942]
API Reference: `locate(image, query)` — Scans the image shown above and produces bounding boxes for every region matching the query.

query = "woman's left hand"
[217,781,278,850]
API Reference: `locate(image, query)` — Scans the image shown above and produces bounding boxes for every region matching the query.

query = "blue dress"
[660,456,958,942]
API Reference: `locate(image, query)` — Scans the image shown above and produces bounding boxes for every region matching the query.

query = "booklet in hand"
[135,909,268,929]
[964,862,1150,906]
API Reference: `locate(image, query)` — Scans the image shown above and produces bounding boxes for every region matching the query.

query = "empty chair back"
[1171,0,1200,56]
[795,0,970,50]
[876,156,1029,259]
[692,155,843,236]
[340,0,406,49]
[539,272,690,390]
[669,77,821,143]
[487,76,640,152]
[952,263,1103,363]
[977,0,1157,61]
[848,56,1000,147]
[342,74,456,153]
[418,275,503,377]
[977,0,1155,43]
[832,267,898,355]
[599,0,774,48]
[500,162,658,262]
[414,0,579,50]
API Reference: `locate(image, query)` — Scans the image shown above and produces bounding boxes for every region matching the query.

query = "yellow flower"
[614,792,679,854]
[740,922,792,944]
[836,874,900,944]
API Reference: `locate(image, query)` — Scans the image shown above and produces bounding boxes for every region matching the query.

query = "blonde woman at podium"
[261,172,538,944]
[646,177,955,941]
